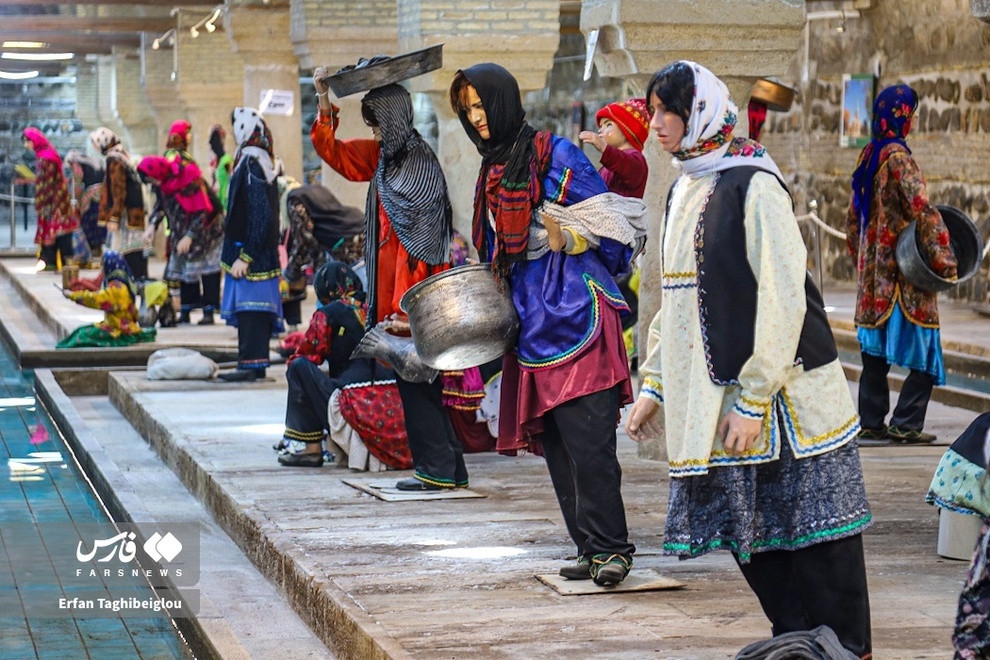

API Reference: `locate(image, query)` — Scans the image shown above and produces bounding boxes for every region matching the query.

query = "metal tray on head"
[322,44,444,98]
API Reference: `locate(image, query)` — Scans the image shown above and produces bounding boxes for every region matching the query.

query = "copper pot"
[750,78,796,112]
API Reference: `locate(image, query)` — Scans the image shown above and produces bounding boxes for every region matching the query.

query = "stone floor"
[3,254,990,659]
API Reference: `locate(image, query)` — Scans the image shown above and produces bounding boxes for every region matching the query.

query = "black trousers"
[736,534,872,658]
[541,385,635,558]
[40,233,74,269]
[858,351,934,431]
[283,358,381,441]
[179,272,221,312]
[236,311,273,372]
[395,376,467,486]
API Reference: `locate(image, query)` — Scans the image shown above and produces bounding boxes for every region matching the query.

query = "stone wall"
[760,0,990,303]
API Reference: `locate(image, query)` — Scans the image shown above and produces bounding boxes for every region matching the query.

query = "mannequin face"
[598,119,629,149]
[649,93,686,154]
[462,85,489,140]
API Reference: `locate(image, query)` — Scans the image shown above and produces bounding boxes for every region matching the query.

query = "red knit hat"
[595,98,650,150]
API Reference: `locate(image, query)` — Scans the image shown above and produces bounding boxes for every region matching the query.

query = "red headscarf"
[23,127,62,169]
[167,120,192,152]
[138,155,211,214]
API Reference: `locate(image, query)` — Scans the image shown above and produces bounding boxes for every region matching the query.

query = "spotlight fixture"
[151,28,177,51]
[2,41,46,49]
[190,6,223,39]
[837,9,847,33]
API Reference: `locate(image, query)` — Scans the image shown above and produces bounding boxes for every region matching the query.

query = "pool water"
[0,345,195,659]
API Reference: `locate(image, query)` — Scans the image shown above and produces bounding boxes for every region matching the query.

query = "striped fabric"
[360,85,452,324]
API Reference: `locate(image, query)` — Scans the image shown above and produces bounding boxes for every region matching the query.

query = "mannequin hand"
[176,236,193,255]
[578,130,605,153]
[229,258,249,279]
[625,397,662,442]
[542,213,566,252]
[718,410,763,456]
[313,67,331,96]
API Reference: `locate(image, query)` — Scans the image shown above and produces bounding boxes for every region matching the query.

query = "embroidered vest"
[683,167,837,385]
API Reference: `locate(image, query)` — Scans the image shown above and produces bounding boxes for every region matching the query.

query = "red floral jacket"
[845,144,957,328]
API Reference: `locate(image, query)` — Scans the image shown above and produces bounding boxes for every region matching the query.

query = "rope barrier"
[795,211,847,241]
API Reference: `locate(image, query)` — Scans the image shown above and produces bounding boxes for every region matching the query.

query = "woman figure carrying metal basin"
[845,84,958,445]
[449,63,647,587]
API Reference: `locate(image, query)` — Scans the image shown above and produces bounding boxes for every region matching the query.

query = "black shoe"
[277,452,323,468]
[177,310,191,324]
[559,556,592,580]
[217,369,258,382]
[197,311,215,325]
[395,477,450,491]
[590,553,632,586]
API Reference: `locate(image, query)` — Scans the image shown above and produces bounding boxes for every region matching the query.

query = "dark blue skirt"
[664,438,872,563]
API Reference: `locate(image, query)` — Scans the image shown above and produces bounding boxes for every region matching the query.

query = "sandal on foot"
[559,555,592,580]
[590,553,632,587]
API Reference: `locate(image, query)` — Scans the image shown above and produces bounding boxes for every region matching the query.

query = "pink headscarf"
[23,127,62,169]
[138,155,212,214]
[167,120,192,152]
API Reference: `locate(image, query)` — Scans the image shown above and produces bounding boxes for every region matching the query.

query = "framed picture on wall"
[840,73,875,148]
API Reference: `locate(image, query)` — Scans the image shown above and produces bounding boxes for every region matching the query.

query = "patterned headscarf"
[314,260,364,304]
[137,155,211,214]
[358,84,452,325]
[655,61,783,182]
[90,127,122,156]
[102,249,136,297]
[23,127,62,169]
[850,85,918,234]
[167,120,191,152]
[231,106,276,182]
[452,63,553,278]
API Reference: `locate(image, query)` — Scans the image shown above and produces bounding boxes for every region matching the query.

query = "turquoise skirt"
[857,303,945,385]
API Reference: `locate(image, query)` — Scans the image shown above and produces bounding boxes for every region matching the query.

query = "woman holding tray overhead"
[310,54,466,493]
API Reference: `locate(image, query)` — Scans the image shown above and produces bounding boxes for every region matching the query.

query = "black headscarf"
[314,260,364,305]
[454,63,552,275]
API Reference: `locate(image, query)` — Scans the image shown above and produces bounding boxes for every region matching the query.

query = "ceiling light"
[150,28,176,51]
[0,70,40,80]
[205,22,216,33]
[190,26,199,38]
[2,41,46,49]
[2,52,73,62]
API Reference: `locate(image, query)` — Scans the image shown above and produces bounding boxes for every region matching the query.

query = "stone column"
[94,56,128,142]
[290,0,398,207]
[225,1,303,181]
[112,49,158,158]
[581,0,807,460]
[74,62,100,149]
[398,0,561,242]
[143,46,187,154]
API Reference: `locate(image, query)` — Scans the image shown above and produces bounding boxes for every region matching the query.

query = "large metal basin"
[399,263,519,370]
[895,204,984,293]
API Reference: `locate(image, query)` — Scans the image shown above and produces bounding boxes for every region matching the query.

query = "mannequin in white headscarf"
[217,107,283,382]
[626,61,873,658]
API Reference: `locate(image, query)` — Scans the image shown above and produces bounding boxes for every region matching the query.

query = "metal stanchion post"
[9,179,15,248]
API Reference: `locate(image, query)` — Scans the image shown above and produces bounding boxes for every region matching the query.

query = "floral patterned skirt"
[664,438,872,563]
